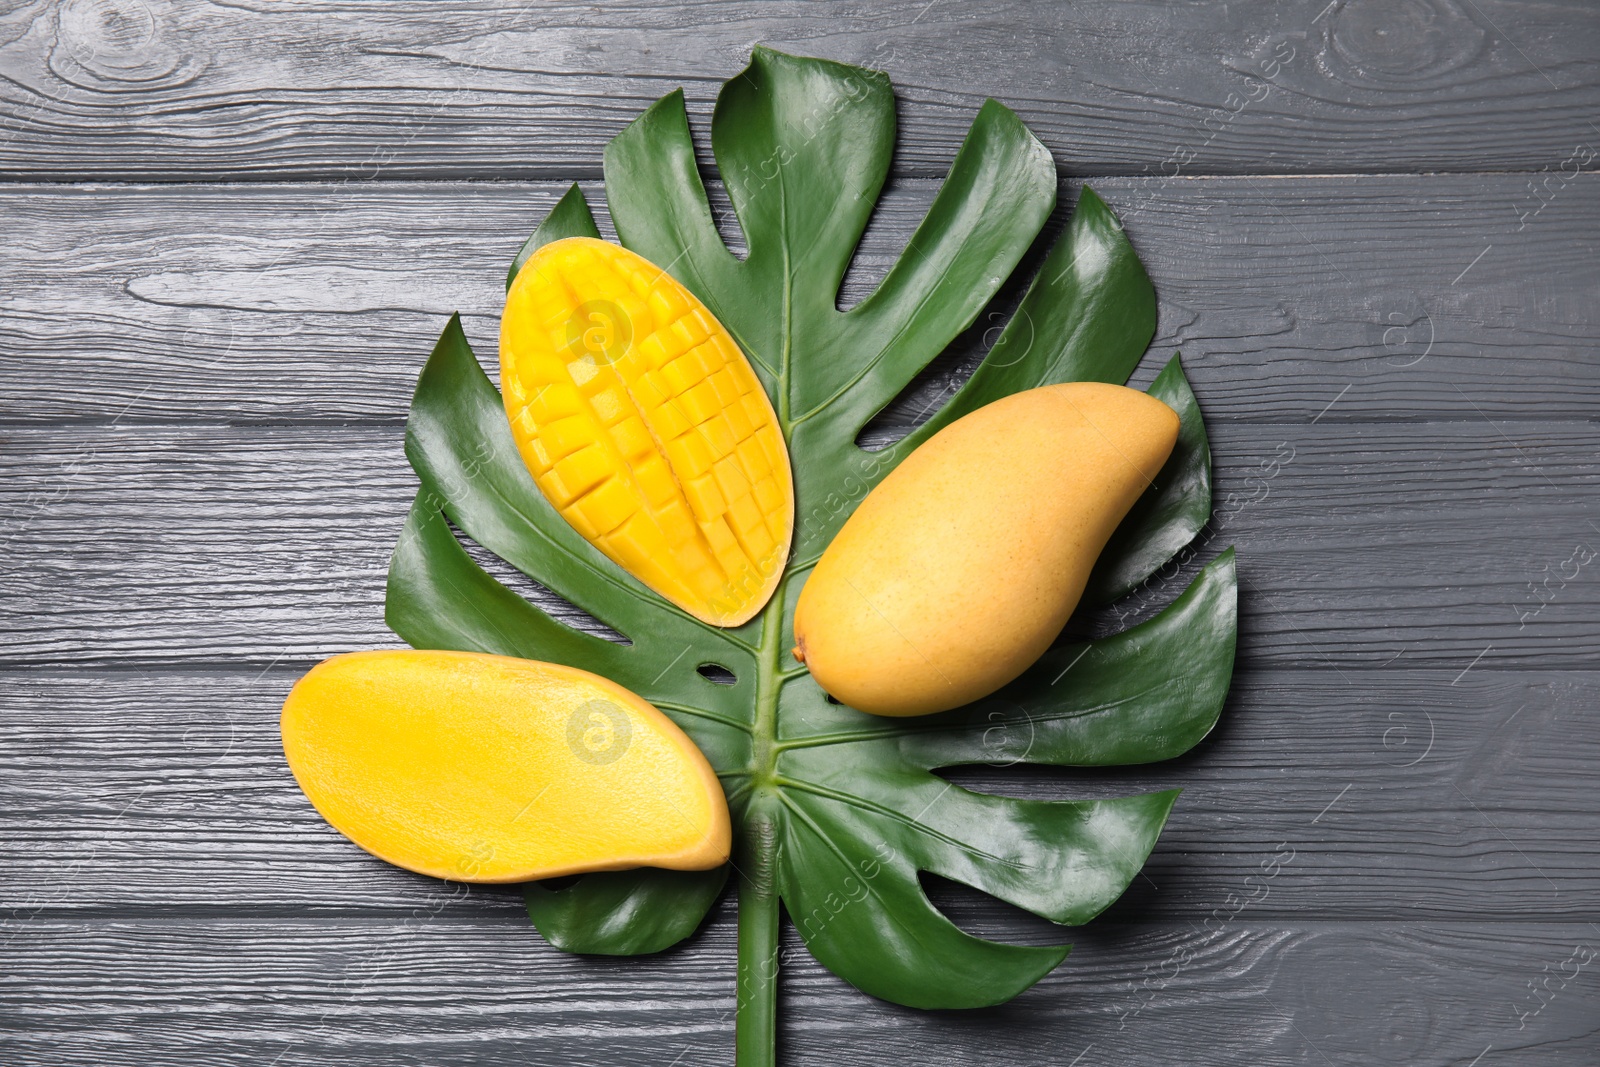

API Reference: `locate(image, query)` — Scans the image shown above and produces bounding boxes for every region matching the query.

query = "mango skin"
[281,650,731,882]
[793,383,1179,717]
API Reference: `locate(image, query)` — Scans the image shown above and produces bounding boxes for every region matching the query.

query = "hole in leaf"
[853,201,1063,452]
[697,663,737,686]
[917,871,1067,947]
[536,874,583,893]
[1068,535,1217,639]
[823,693,843,705]
[854,325,990,452]
[582,184,621,244]
[834,173,918,312]
[704,180,750,261]
[455,522,632,645]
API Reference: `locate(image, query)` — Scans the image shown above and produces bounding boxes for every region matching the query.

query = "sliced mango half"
[500,236,793,627]
[281,650,731,883]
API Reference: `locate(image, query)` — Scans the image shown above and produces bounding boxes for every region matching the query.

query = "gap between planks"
[0,167,1582,191]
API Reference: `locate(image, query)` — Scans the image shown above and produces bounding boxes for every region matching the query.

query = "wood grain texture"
[1,667,1594,918]
[2,420,1596,669]
[0,173,1595,425]
[3,0,1598,1058]
[0,0,1595,181]
[0,917,1594,1065]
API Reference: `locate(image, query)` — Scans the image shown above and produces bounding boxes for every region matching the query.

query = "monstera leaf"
[385,46,1236,1065]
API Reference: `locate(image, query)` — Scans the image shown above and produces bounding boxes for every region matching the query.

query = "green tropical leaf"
[523,866,729,956]
[384,45,1235,1063]
[507,181,600,289]
[1086,353,1213,605]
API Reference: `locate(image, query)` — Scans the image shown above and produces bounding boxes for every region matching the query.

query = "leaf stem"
[735,806,781,1067]
[734,575,789,1065]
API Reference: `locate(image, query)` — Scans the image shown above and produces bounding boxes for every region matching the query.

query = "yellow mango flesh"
[793,382,1180,717]
[280,650,731,882]
[500,237,793,626]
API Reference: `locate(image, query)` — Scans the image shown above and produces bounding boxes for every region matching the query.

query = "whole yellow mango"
[792,383,1179,717]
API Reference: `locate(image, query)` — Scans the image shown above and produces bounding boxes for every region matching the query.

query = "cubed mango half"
[501,237,793,626]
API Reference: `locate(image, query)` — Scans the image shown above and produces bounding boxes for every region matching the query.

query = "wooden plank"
[6,174,1593,425]
[1,0,1596,181]
[1,666,1594,918]
[0,174,1592,426]
[2,421,1596,669]
[0,917,1593,1065]
[2,1,1594,1058]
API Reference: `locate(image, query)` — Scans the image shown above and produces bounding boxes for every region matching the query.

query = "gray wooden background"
[3,0,1597,1064]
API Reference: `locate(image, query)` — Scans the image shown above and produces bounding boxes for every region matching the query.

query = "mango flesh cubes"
[281,650,732,882]
[501,237,793,626]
